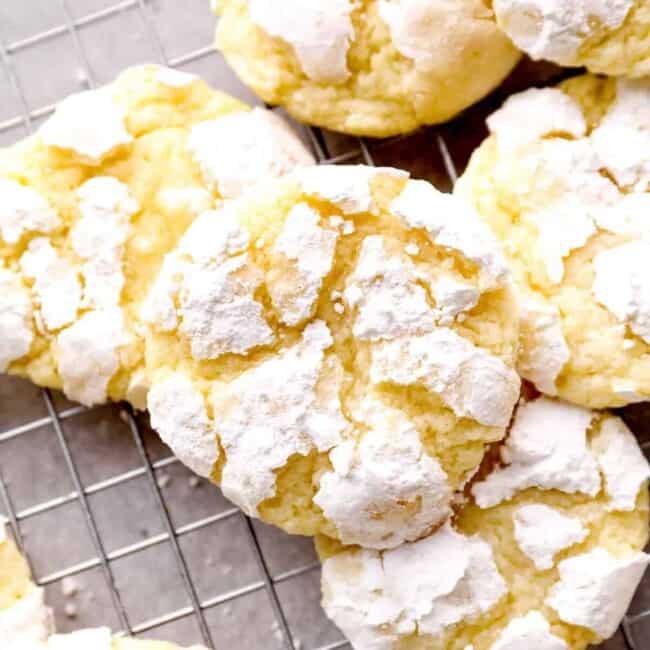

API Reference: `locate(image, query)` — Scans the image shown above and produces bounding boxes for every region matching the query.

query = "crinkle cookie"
[0,64,314,407]
[455,75,650,409]
[0,521,206,649]
[143,164,521,548]
[213,0,521,137]
[319,395,650,650]
[494,0,650,78]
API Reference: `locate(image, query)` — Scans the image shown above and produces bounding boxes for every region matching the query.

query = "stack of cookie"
[1,1,650,649]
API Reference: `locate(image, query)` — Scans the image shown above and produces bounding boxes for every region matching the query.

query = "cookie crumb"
[61,577,79,598]
[157,472,171,489]
[64,603,78,619]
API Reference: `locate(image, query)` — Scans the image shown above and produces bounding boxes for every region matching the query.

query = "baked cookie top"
[319,395,650,650]
[143,164,521,548]
[494,0,650,78]
[456,75,650,409]
[0,522,206,649]
[0,64,314,407]
[213,0,521,137]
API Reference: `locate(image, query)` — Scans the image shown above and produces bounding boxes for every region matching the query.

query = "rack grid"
[0,2,648,649]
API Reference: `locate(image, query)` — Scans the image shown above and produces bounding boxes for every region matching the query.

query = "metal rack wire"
[0,2,648,649]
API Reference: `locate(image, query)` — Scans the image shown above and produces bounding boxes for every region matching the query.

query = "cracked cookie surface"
[144,164,521,547]
[318,395,650,650]
[456,75,650,409]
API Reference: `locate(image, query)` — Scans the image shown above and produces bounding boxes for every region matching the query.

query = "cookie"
[455,75,650,409]
[0,521,206,649]
[213,0,521,137]
[0,64,314,407]
[143,164,521,547]
[494,0,650,77]
[319,395,650,650]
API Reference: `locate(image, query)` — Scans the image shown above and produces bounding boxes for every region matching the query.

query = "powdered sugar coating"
[247,0,354,83]
[591,80,650,191]
[391,180,509,290]
[56,308,129,406]
[515,139,619,286]
[148,373,217,479]
[416,532,507,636]
[321,548,400,650]
[593,241,650,345]
[526,202,597,285]
[0,179,60,245]
[370,327,520,428]
[187,108,315,199]
[179,253,272,359]
[412,529,507,635]
[270,203,338,325]
[517,299,570,396]
[144,207,274,359]
[592,417,650,511]
[0,267,34,372]
[493,0,634,65]
[72,177,139,309]
[431,276,480,325]
[140,254,184,332]
[547,548,650,638]
[486,87,586,151]
[491,611,567,650]
[298,165,408,215]
[211,321,347,516]
[321,523,506,648]
[39,88,132,164]
[596,192,650,237]
[344,235,437,340]
[513,505,588,570]
[315,399,450,549]
[472,397,601,507]
[20,238,81,332]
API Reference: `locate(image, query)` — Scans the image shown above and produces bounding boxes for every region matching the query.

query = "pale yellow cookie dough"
[456,75,650,409]
[0,64,314,407]
[0,522,205,649]
[494,0,650,78]
[214,0,521,137]
[143,164,521,547]
[318,396,650,650]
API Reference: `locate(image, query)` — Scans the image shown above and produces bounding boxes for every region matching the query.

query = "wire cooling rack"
[0,2,649,649]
